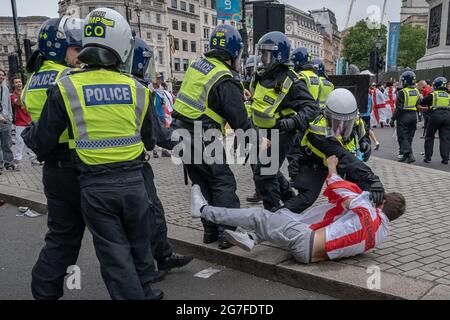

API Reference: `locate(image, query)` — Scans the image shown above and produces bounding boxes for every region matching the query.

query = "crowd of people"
[6,6,449,300]
[368,75,450,165]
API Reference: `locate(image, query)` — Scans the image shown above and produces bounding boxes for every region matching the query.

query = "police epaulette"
[287,69,300,85]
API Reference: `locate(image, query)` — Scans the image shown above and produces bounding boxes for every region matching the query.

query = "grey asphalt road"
[0,203,333,300]
[370,125,450,173]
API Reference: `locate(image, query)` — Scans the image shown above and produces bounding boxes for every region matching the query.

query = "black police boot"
[398,155,407,162]
[148,289,164,300]
[281,188,296,202]
[442,160,449,165]
[406,154,415,163]
[246,192,262,203]
[203,231,219,244]
[149,270,167,283]
[157,254,193,271]
[218,233,233,250]
[423,157,431,163]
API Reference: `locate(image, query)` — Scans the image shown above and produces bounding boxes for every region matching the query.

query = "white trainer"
[223,229,255,252]
[191,184,208,218]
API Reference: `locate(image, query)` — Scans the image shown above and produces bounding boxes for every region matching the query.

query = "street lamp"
[135,7,142,37]
[124,0,131,23]
[375,33,382,85]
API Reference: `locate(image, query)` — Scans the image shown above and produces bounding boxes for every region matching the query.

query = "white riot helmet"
[80,8,133,66]
[324,88,358,141]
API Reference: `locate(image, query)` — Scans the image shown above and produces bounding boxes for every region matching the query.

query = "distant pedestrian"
[10,76,39,167]
[0,69,16,173]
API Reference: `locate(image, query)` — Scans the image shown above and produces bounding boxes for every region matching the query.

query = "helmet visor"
[61,16,83,47]
[145,51,156,83]
[325,112,356,140]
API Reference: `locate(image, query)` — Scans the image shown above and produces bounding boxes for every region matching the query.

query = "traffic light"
[7,54,19,79]
[23,39,36,65]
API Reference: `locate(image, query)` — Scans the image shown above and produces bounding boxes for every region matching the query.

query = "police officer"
[418,76,450,164]
[390,71,420,163]
[311,58,335,108]
[21,16,83,300]
[249,32,320,211]
[291,47,321,101]
[131,37,193,274]
[24,8,162,300]
[172,24,253,249]
[283,89,384,214]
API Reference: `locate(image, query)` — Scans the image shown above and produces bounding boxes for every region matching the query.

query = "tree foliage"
[397,23,427,69]
[342,20,387,71]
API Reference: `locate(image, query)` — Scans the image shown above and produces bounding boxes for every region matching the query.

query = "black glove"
[369,181,385,205]
[275,117,297,134]
[360,141,370,154]
[390,119,395,128]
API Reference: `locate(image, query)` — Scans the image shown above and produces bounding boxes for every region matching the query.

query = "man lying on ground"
[191,155,405,264]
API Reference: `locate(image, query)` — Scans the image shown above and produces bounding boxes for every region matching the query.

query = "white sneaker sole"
[223,230,253,252]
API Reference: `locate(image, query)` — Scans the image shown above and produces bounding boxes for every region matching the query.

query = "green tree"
[397,23,426,69]
[342,20,387,71]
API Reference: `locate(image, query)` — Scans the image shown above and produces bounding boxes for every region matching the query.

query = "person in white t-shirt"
[191,156,405,263]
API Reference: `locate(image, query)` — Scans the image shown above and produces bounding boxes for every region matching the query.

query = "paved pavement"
[2,135,450,297]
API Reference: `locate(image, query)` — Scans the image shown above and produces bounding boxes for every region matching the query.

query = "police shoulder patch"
[83,84,133,106]
[191,59,215,75]
[438,92,449,97]
[263,95,275,105]
[310,76,320,85]
[409,90,418,96]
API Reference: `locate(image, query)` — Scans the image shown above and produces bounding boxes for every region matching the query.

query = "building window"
[171,0,177,9]
[204,43,209,53]
[183,59,189,71]
[189,4,195,13]
[191,41,197,53]
[3,46,8,53]
[203,0,207,8]
[146,32,152,40]
[174,38,179,50]
[157,33,162,41]
[211,0,216,9]
[203,27,210,39]
[172,19,178,30]
[212,16,217,26]
[182,39,188,51]
[180,1,186,11]
[174,58,180,71]
[190,23,196,34]
[156,13,161,24]
[181,21,187,32]
[88,6,95,12]
[204,13,208,24]
[158,50,163,65]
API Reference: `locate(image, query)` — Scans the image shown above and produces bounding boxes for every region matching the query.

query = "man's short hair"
[383,192,405,222]
[11,75,21,83]
[0,68,6,76]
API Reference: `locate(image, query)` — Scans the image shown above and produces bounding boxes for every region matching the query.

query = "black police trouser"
[253,131,294,211]
[142,163,173,261]
[286,160,329,214]
[424,109,450,161]
[423,111,430,137]
[287,133,303,181]
[79,169,157,300]
[31,165,84,300]
[185,161,240,236]
[397,111,417,156]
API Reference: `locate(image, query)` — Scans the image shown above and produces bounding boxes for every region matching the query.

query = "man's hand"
[369,181,385,205]
[243,89,252,101]
[389,119,395,128]
[360,141,370,154]
[259,137,271,151]
[0,115,6,124]
[326,155,338,174]
[275,117,296,134]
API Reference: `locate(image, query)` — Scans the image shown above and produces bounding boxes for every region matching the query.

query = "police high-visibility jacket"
[21,60,71,142]
[57,69,149,166]
[174,57,236,133]
[298,70,321,101]
[250,69,298,128]
[300,115,366,165]
[431,90,450,110]
[318,76,334,108]
[400,87,420,111]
